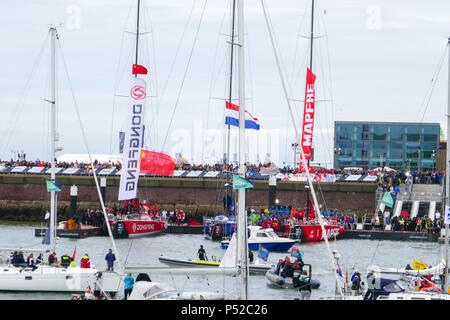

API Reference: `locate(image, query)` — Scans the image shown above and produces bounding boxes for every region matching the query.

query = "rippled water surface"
[0,223,447,300]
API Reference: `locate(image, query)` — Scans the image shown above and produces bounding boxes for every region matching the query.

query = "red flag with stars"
[132,64,148,75]
[140,150,176,176]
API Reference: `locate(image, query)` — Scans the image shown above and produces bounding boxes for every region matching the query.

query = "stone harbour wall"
[0,174,378,221]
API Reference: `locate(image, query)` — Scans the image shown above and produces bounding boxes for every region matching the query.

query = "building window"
[389,133,403,141]
[406,134,420,141]
[405,125,420,133]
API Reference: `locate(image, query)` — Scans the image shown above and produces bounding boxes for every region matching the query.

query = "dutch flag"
[225,101,260,130]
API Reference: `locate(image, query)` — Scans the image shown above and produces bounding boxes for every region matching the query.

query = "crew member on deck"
[80,254,91,268]
[197,245,207,261]
[48,252,57,266]
[60,253,72,268]
[249,248,254,264]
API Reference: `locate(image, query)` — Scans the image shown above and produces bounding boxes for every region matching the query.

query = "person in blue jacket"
[123,273,135,300]
[105,249,116,271]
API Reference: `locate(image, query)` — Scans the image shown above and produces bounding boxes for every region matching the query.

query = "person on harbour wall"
[105,249,116,271]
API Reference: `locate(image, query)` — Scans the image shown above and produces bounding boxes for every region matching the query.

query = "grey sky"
[0,0,449,167]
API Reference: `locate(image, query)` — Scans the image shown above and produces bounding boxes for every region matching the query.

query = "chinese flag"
[132,64,148,75]
[140,150,176,176]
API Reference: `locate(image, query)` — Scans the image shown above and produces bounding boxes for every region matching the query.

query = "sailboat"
[108,0,167,239]
[254,0,343,244]
[125,0,250,300]
[0,26,121,293]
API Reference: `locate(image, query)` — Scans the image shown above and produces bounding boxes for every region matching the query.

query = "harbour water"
[0,222,446,300]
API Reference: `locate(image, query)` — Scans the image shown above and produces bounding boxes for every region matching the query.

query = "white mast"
[445,36,450,293]
[237,0,249,300]
[49,26,57,253]
[260,0,344,298]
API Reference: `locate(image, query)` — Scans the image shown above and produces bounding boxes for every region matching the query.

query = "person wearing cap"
[364,270,376,300]
[94,272,103,300]
[351,271,362,296]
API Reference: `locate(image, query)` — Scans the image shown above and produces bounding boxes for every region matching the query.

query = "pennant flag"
[257,245,270,261]
[46,180,62,192]
[232,174,254,190]
[336,262,343,278]
[381,192,394,208]
[132,64,148,75]
[413,259,427,270]
[225,101,260,130]
[72,247,77,261]
[291,246,304,260]
[140,150,176,176]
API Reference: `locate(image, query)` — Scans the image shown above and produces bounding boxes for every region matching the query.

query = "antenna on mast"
[135,0,141,76]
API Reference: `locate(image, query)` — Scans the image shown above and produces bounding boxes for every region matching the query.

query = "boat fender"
[310,279,321,289]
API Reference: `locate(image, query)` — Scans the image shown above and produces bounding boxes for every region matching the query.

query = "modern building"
[334,121,440,171]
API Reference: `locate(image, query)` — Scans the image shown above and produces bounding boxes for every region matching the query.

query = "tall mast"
[237,0,248,300]
[49,26,57,252]
[309,0,314,71]
[306,0,314,218]
[225,0,237,215]
[135,0,141,70]
[444,36,450,293]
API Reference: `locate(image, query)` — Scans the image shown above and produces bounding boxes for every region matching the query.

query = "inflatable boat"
[265,264,320,289]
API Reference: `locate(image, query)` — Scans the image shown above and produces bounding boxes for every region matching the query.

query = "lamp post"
[418,146,422,172]
[432,149,436,171]
[292,142,299,169]
[334,147,342,168]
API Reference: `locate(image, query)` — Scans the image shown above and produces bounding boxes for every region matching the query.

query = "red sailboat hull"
[300,224,344,242]
[122,220,166,238]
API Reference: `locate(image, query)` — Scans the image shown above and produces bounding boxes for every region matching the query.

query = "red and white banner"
[118,76,147,201]
[299,68,316,166]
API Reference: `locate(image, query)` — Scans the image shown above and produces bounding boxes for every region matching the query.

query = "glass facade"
[334,122,439,171]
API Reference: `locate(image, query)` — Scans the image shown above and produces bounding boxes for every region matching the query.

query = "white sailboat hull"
[0,265,121,292]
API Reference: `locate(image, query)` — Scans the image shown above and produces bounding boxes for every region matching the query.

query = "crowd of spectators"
[0,159,121,171]
[0,158,445,186]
